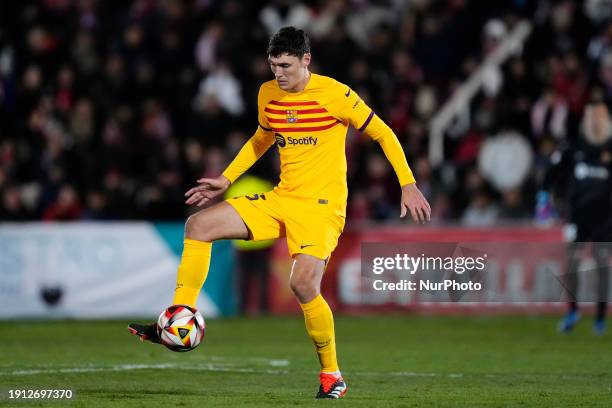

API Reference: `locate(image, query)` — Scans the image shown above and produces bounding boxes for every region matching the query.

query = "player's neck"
[288,70,311,93]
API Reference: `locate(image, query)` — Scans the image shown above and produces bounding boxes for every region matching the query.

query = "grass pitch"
[1,315,610,407]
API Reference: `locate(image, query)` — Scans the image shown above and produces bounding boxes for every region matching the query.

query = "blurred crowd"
[0,0,609,224]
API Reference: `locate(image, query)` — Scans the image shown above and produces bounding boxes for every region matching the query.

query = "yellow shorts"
[227,190,346,260]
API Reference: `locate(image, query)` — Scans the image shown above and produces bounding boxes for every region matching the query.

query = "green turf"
[0,315,610,407]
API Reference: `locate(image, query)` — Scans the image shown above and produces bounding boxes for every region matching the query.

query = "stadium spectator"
[461,187,499,227]
[42,184,83,221]
[0,186,32,221]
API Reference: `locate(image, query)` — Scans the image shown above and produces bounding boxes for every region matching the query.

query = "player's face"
[584,105,612,145]
[268,53,311,92]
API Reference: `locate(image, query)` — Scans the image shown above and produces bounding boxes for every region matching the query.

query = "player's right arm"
[185,86,276,207]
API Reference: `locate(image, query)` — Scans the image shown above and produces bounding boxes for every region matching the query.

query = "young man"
[129,26,431,398]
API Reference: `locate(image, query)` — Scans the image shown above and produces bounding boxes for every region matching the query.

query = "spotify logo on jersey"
[275,133,318,147]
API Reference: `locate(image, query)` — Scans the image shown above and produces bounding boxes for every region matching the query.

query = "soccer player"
[129,26,431,398]
[542,101,612,335]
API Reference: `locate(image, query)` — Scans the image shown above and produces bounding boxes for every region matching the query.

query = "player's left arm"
[365,114,431,223]
[334,85,431,223]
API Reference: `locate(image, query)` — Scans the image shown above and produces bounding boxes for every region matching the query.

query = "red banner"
[268,225,565,314]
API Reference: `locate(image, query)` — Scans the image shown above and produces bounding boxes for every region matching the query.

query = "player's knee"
[291,282,318,303]
[290,259,321,302]
[290,278,316,301]
[185,212,215,241]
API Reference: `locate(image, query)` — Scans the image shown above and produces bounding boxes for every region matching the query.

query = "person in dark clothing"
[543,102,612,335]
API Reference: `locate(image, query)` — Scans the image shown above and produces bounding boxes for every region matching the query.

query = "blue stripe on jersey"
[358,111,374,132]
[259,122,273,131]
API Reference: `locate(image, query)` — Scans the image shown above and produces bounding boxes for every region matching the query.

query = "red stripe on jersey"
[269,100,319,106]
[267,116,336,123]
[271,120,341,132]
[264,107,328,115]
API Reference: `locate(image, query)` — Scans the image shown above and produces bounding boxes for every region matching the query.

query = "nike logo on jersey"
[345,88,350,97]
[300,244,315,249]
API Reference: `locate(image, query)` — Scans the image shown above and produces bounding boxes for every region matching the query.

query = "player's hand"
[185,175,231,207]
[400,182,431,224]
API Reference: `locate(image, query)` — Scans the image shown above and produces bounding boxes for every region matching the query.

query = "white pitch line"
[6,366,591,381]
[0,364,461,379]
[164,354,290,367]
[249,358,290,367]
[0,363,289,377]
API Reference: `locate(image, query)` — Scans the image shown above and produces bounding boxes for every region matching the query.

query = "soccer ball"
[157,305,205,352]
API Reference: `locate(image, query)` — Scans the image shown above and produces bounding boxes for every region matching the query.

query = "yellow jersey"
[222,73,415,205]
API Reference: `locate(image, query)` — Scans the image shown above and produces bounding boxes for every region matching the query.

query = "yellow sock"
[299,294,339,373]
[172,239,212,307]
